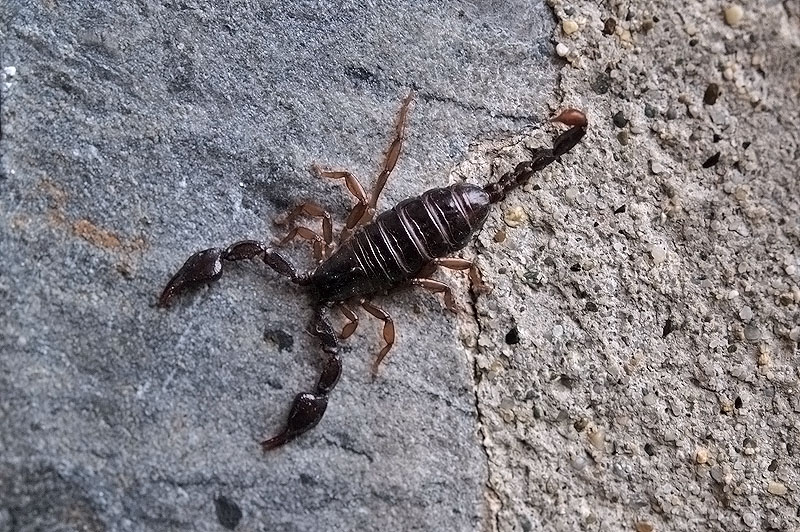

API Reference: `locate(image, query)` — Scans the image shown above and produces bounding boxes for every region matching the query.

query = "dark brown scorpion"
[158,93,587,450]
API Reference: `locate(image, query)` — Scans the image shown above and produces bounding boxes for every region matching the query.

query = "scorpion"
[158,93,587,450]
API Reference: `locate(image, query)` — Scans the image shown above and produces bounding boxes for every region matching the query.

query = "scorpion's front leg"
[274,201,334,260]
[158,240,303,307]
[261,307,342,450]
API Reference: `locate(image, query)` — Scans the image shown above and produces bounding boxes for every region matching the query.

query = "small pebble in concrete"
[666,107,679,120]
[602,18,616,35]
[767,481,787,496]
[650,160,665,174]
[505,326,520,345]
[703,83,721,105]
[635,521,654,532]
[739,306,753,321]
[504,206,526,227]
[724,5,744,26]
[702,152,721,168]
[744,324,761,342]
[588,428,604,449]
[562,19,579,35]
[650,244,667,264]
[695,447,709,464]
[556,43,569,57]
[215,495,243,530]
[612,110,628,128]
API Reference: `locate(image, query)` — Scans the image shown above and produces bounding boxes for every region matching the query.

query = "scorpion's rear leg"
[431,257,489,293]
[364,91,414,222]
[158,240,303,307]
[360,300,395,379]
[409,257,488,312]
[261,307,342,450]
[410,279,458,313]
[314,91,414,241]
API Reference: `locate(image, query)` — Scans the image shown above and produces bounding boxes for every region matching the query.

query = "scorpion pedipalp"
[261,308,342,450]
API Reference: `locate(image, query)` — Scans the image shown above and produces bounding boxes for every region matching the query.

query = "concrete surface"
[2,0,799,531]
[466,1,800,531]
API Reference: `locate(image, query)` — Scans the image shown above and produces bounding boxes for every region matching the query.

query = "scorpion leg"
[278,226,327,263]
[409,278,458,313]
[360,300,396,378]
[313,92,414,240]
[261,307,341,450]
[365,91,414,222]
[431,257,489,293]
[313,166,370,243]
[337,303,360,339]
[275,201,333,255]
[158,240,304,307]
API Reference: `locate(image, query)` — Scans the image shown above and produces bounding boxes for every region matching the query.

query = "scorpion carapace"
[158,93,587,450]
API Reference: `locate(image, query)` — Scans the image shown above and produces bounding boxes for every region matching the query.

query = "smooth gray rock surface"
[1,1,558,531]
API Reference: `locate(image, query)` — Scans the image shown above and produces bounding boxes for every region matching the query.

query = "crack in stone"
[466,273,497,531]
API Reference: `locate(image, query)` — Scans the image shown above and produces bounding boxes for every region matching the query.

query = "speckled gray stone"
[0,1,560,531]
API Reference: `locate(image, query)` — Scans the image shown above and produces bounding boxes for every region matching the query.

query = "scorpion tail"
[261,307,342,451]
[484,109,587,204]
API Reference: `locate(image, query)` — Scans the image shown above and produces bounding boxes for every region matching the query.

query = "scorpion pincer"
[158,93,587,450]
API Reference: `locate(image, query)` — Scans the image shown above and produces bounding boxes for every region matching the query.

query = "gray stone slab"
[0,1,559,531]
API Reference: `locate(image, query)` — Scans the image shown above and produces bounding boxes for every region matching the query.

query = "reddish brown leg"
[410,278,458,313]
[432,257,489,293]
[360,300,395,378]
[275,202,333,254]
[336,303,359,339]
[313,166,370,243]
[312,91,414,241]
[278,226,326,263]
[364,91,414,223]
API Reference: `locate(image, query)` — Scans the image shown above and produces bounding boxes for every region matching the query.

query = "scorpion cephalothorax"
[158,93,587,450]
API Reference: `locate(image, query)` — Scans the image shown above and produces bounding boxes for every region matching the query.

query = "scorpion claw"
[261,392,328,451]
[158,248,224,307]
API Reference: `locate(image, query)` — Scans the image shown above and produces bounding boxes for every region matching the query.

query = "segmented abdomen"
[310,183,490,302]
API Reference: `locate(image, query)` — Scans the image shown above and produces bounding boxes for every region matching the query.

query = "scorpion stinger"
[483,109,587,204]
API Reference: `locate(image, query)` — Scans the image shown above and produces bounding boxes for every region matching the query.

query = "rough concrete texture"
[2,0,799,531]
[467,1,800,531]
[1,1,558,531]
